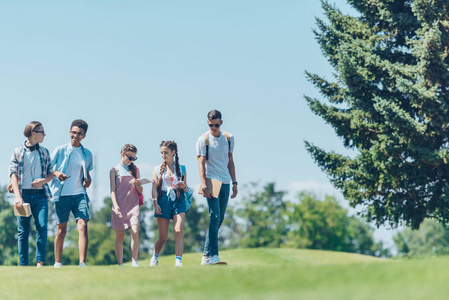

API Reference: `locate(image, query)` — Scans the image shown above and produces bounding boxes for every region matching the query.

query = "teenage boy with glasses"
[196,110,238,265]
[9,121,53,267]
[49,119,93,268]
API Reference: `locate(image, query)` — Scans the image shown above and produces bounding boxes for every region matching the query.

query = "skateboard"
[212,261,227,265]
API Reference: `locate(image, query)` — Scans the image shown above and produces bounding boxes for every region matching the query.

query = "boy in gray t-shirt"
[196,110,238,265]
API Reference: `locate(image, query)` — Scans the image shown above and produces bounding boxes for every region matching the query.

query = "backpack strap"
[202,133,209,160]
[181,165,186,181]
[223,131,231,153]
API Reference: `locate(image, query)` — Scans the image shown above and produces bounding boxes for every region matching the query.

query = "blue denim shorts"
[154,192,187,219]
[55,194,90,224]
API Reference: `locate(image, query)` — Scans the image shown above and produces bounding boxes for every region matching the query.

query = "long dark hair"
[157,141,181,198]
[121,144,138,178]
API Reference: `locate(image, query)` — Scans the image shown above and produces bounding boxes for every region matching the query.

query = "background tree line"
[0,182,396,265]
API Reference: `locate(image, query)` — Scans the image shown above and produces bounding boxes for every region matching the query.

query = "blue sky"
[0,0,398,246]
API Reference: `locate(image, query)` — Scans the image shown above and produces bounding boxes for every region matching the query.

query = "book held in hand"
[130,177,152,185]
[14,203,31,217]
[198,178,222,198]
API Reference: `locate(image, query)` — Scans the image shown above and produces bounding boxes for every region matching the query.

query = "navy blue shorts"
[154,192,187,219]
[55,194,89,224]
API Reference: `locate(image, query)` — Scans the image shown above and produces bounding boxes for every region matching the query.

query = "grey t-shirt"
[196,131,234,183]
[22,149,43,189]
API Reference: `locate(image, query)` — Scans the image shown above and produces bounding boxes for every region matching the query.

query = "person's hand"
[130,179,140,187]
[83,178,92,188]
[154,202,162,215]
[202,186,213,199]
[55,171,69,181]
[15,198,24,211]
[31,178,46,189]
[231,184,238,199]
[113,206,122,217]
[176,181,186,190]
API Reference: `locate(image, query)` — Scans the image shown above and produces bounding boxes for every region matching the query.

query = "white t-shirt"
[154,164,181,191]
[154,163,183,200]
[196,131,234,183]
[22,149,43,190]
[61,146,86,196]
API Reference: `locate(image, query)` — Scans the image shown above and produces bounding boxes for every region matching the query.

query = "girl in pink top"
[110,144,143,267]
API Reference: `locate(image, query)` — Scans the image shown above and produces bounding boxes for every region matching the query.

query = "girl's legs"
[130,224,140,262]
[115,230,125,265]
[173,212,185,257]
[153,218,170,255]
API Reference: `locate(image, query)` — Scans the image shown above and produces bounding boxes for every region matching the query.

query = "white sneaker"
[150,256,158,267]
[54,262,62,268]
[79,262,86,268]
[201,256,211,265]
[131,261,139,267]
[175,260,183,267]
[118,264,125,267]
[209,255,220,264]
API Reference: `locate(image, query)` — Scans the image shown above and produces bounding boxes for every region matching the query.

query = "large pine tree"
[306,0,449,229]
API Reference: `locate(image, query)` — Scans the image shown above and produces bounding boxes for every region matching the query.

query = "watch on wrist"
[232,181,238,185]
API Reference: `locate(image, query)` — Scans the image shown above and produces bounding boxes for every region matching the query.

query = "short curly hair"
[71,119,88,134]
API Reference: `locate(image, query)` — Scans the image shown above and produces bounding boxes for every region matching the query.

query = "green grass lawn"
[1,248,448,300]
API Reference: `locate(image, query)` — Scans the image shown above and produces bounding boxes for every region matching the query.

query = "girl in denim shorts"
[150,141,188,267]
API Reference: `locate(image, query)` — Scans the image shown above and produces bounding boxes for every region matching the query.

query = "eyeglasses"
[33,130,45,134]
[126,154,138,161]
[70,131,85,136]
[208,124,220,128]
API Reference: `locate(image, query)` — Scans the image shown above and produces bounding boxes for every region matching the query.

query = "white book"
[130,177,152,185]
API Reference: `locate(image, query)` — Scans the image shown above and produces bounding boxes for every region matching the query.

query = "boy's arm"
[51,147,68,180]
[83,171,92,188]
[198,156,212,198]
[9,150,23,207]
[228,152,238,198]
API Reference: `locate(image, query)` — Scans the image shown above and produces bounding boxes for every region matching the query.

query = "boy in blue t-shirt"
[50,119,93,268]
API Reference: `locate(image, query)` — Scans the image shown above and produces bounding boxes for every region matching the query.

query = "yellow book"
[198,178,222,198]
[14,203,31,217]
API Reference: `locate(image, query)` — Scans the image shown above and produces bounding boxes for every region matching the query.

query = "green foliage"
[237,183,288,248]
[285,192,385,256]
[0,182,386,265]
[237,183,386,256]
[0,187,19,265]
[181,197,209,253]
[394,218,449,257]
[306,0,449,229]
